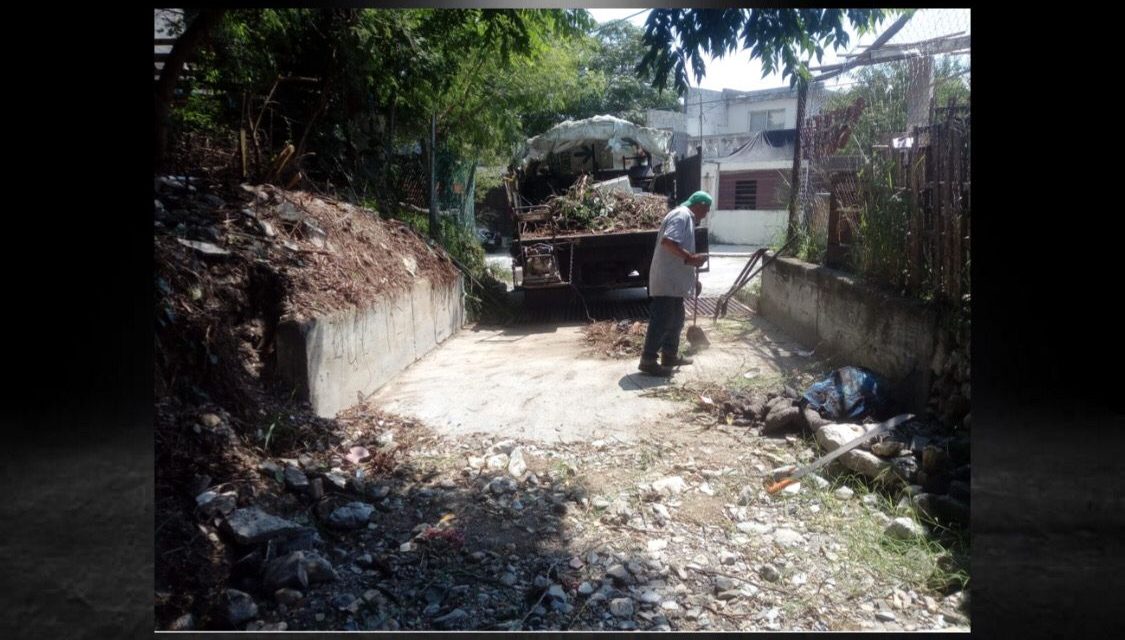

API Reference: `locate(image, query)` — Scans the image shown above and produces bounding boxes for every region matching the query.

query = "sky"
[587,8,971,94]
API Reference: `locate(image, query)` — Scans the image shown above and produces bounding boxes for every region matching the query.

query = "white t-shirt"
[648,205,696,297]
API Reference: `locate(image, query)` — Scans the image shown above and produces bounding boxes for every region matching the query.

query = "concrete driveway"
[369,306,813,444]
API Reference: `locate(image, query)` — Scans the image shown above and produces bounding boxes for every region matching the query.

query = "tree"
[154,9,226,172]
[637,9,896,92]
[822,56,971,158]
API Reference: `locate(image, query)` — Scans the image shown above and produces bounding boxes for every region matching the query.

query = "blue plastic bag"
[802,366,887,421]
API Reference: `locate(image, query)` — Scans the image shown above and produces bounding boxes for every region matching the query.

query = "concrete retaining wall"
[276,276,464,418]
[760,256,938,411]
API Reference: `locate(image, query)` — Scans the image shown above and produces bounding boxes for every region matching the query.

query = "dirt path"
[184,315,969,632]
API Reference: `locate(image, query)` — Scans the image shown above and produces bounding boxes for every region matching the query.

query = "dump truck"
[504,115,707,294]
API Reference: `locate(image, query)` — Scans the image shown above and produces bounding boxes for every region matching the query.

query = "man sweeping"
[638,191,711,377]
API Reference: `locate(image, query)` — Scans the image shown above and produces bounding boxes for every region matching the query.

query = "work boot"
[661,352,693,367]
[638,356,674,377]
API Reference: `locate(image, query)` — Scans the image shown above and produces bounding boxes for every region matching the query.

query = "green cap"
[681,190,713,207]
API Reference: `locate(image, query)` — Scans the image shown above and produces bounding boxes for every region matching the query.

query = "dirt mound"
[154,179,459,628]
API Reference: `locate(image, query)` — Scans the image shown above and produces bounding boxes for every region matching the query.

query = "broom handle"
[693,267,700,324]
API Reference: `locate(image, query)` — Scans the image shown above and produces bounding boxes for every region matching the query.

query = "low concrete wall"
[277,276,464,418]
[760,256,937,411]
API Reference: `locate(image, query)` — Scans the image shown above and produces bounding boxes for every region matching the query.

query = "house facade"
[648,85,810,246]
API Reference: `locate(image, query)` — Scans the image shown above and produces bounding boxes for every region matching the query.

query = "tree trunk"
[153,9,226,174]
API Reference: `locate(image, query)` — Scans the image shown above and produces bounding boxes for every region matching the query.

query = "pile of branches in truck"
[522,175,671,239]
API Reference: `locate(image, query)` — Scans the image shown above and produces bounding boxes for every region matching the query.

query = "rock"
[737,521,771,535]
[807,474,830,490]
[308,477,325,500]
[304,552,338,584]
[699,482,715,495]
[467,456,485,470]
[606,564,634,585]
[763,405,803,435]
[609,598,635,618]
[508,448,528,477]
[759,564,781,582]
[284,466,309,491]
[488,477,517,494]
[652,476,687,495]
[773,528,804,548]
[433,608,469,629]
[223,507,310,545]
[885,517,925,540]
[275,588,303,606]
[871,440,903,457]
[834,486,855,500]
[738,486,757,506]
[891,455,920,484]
[331,593,359,613]
[922,445,953,474]
[200,413,223,428]
[195,490,237,517]
[803,408,828,430]
[168,613,194,631]
[547,584,568,601]
[713,575,737,591]
[816,423,866,451]
[328,502,375,529]
[486,453,510,471]
[223,589,258,627]
[639,590,661,605]
[324,470,348,491]
[716,589,742,601]
[648,539,668,552]
[258,460,283,478]
[913,493,970,527]
[490,439,518,455]
[763,396,789,419]
[202,194,226,208]
[875,611,897,622]
[840,449,896,482]
[719,551,738,565]
[263,552,309,591]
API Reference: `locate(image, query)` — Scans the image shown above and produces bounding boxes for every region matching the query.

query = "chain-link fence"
[798,9,970,304]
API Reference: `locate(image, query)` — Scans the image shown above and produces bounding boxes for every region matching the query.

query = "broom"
[686,267,710,350]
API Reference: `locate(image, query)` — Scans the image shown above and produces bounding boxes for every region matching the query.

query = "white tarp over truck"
[519,115,676,174]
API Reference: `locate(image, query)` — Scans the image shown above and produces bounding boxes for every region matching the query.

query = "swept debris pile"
[522,175,670,239]
[582,320,648,359]
[683,384,970,529]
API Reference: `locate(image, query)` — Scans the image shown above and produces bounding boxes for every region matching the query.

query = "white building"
[647,85,809,246]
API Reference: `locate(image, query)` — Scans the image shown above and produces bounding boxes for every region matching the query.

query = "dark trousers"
[642,296,685,360]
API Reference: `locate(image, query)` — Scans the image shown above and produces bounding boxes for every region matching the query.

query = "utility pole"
[786,79,808,245]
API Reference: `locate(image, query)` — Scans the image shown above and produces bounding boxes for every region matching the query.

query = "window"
[734,180,757,209]
[749,108,786,132]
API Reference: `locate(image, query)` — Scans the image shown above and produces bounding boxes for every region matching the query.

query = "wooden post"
[429,112,440,242]
[908,125,922,294]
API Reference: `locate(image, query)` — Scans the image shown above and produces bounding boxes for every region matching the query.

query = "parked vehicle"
[504,116,706,293]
